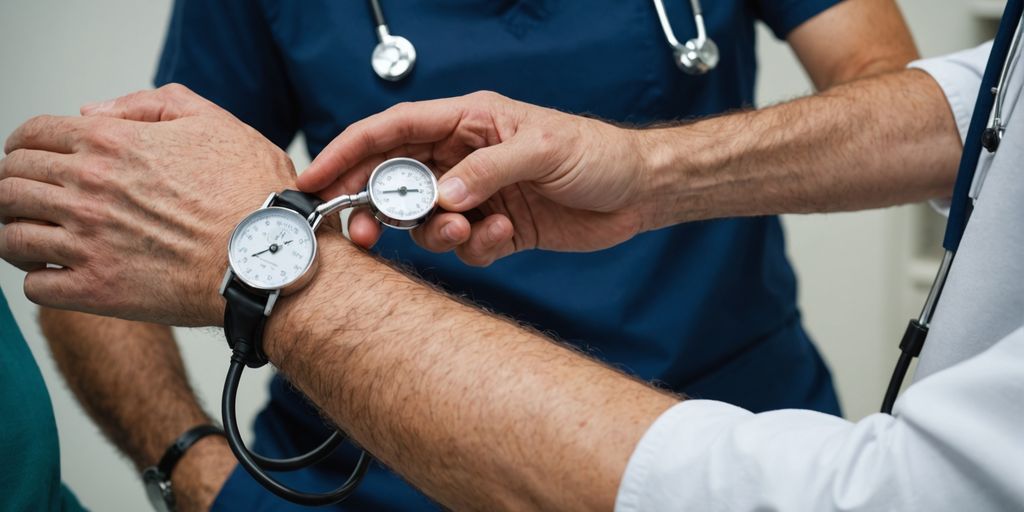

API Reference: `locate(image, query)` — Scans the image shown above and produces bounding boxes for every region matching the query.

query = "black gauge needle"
[381,189,420,194]
[251,240,292,257]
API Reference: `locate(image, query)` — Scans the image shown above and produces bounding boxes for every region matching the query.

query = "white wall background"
[0,1,999,510]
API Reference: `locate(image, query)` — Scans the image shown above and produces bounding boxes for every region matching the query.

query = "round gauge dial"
[367,158,438,228]
[227,207,317,290]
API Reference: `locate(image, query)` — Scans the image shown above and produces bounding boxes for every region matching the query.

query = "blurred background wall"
[0,1,1002,510]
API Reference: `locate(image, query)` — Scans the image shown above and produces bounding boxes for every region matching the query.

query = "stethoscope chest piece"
[676,37,719,75]
[369,0,416,82]
[653,0,719,75]
[372,33,416,82]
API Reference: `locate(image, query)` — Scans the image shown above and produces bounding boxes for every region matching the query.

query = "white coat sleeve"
[615,326,1024,511]
[910,42,991,215]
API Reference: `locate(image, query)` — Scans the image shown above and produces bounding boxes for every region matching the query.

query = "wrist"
[633,125,718,231]
[632,127,681,232]
[169,435,234,512]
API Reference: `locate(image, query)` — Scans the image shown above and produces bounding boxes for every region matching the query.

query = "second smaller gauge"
[366,158,438,229]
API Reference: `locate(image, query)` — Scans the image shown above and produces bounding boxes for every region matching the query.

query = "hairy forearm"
[638,69,961,230]
[260,234,678,511]
[40,309,233,511]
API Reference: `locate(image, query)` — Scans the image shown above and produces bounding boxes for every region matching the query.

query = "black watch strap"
[271,190,323,219]
[224,190,323,368]
[156,425,225,478]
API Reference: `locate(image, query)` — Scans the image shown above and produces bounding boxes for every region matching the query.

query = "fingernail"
[80,99,115,115]
[438,177,468,205]
[487,222,506,245]
[441,222,459,243]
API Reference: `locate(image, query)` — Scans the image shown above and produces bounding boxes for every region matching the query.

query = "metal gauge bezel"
[366,157,438,230]
[226,206,319,294]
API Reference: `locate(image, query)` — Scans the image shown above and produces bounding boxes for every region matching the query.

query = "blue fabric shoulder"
[155,0,299,149]
[751,0,842,39]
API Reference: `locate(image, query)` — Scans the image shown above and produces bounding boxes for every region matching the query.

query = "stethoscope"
[651,0,719,74]
[368,0,415,82]
[881,0,1023,414]
[366,0,718,82]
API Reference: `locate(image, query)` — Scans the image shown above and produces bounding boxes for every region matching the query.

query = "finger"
[347,208,382,248]
[315,154,387,200]
[437,138,548,213]
[454,214,516,267]
[5,115,83,155]
[0,222,81,269]
[0,178,76,225]
[299,97,473,192]
[23,267,81,311]
[80,83,221,121]
[0,149,73,186]
[409,212,472,253]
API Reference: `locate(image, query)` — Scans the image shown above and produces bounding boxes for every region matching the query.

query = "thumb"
[438,139,547,212]
[80,83,220,122]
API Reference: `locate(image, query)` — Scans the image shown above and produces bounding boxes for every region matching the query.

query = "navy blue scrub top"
[156,1,842,509]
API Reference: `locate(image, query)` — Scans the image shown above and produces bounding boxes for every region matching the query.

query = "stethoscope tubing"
[367,0,717,81]
[881,2,1024,414]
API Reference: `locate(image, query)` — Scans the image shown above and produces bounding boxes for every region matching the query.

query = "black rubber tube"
[250,430,346,472]
[880,351,913,414]
[223,355,371,505]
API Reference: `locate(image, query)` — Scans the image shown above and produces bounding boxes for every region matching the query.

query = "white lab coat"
[615,43,1024,511]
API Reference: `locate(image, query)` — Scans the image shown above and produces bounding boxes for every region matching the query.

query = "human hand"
[0,84,298,326]
[298,91,652,266]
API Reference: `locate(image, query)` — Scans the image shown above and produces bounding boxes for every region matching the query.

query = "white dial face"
[368,159,438,221]
[228,208,316,290]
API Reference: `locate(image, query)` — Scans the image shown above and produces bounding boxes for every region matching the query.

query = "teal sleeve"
[60,484,87,512]
[0,289,86,511]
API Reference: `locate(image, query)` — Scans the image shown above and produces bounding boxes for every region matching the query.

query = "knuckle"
[70,199,108,231]
[42,154,63,184]
[160,82,191,98]
[1,223,28,255]
[73,160,110,192]
[117,90,150,108]
[1,148,24,173]
[389,101,413,113]
[16,115,51,144]
[468,90,504,103]
[80,122,123,154]
[461,151,496,186]
[25,114,54,130]
[387,102,415,120]
[0,178,17,210]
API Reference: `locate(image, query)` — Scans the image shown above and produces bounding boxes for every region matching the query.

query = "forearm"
[638,68,961,229]
[261,234,678,511]
[40,309,233,511]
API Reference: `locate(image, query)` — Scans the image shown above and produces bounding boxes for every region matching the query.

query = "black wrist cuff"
[223,190,324,368]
